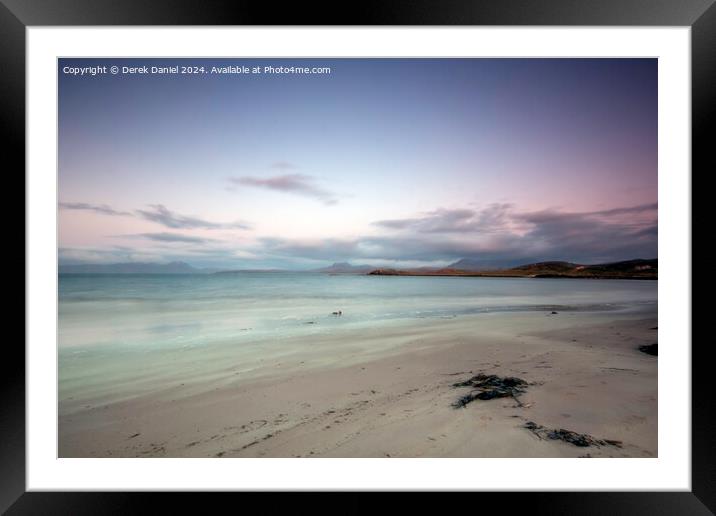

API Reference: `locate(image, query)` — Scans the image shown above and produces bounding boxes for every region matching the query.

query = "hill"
[368,259,657,280]
[448,258,510,271]
[313,262,376,274]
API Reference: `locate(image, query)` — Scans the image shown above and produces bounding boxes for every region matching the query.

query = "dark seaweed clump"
[638,343,658,356]
[524,421,622,448]
[452,374,528,408]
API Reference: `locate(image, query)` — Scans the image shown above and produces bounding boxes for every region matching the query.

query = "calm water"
[58,273,657,408]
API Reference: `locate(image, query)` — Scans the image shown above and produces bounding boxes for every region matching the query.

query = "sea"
[58,273,657,410]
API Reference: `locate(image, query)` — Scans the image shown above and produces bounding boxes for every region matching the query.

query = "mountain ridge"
[368,259,657,280]
[312,262,376,274]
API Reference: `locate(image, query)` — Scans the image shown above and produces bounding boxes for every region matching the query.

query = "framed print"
[4,0,712,512]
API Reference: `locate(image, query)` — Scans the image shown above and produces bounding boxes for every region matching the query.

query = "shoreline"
[59,307,657,458]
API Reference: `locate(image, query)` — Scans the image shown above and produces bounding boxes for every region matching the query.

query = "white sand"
[59,308,657,458]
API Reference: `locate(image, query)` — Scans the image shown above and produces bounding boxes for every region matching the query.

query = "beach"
[58,278,657,458]
[56,56,660,462]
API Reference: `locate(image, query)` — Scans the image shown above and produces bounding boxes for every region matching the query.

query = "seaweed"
[451,374,528,408]
[524,421,622,448]
[638,343,658,356]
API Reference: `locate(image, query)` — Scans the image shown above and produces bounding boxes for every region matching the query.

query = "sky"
[58,58,657,270]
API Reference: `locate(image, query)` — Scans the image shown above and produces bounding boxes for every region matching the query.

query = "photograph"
[57,57,658,459]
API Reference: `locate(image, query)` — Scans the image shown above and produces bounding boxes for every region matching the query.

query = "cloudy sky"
[59,58,657,269]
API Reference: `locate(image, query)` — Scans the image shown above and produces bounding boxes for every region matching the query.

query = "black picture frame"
[4,0,710,513]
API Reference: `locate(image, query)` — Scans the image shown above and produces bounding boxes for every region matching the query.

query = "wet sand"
[59,308,657,458]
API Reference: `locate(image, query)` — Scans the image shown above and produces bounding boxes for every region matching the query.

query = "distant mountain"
[448,258,504,271]
[59,261,203,274]
[368,259,657,280]
[213,268,286,274]
[313,262,376,274]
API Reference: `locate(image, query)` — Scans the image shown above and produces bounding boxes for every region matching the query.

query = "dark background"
[2,0,711,514]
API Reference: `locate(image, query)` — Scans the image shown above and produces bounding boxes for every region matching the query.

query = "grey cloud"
[475,203,515,229]
[61,201,251,230]
[62,199,658,269]
[263,202,657,268]
[374,204,514,234]
[125,232,217,244]
[521,203,657,225]
[375,209,475,232]
[59,202,132,216]
[591,203,658,217]
[507,205,657,264]
[230,174,338,205]
[136,204,251,230]
[258,235,508,263]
